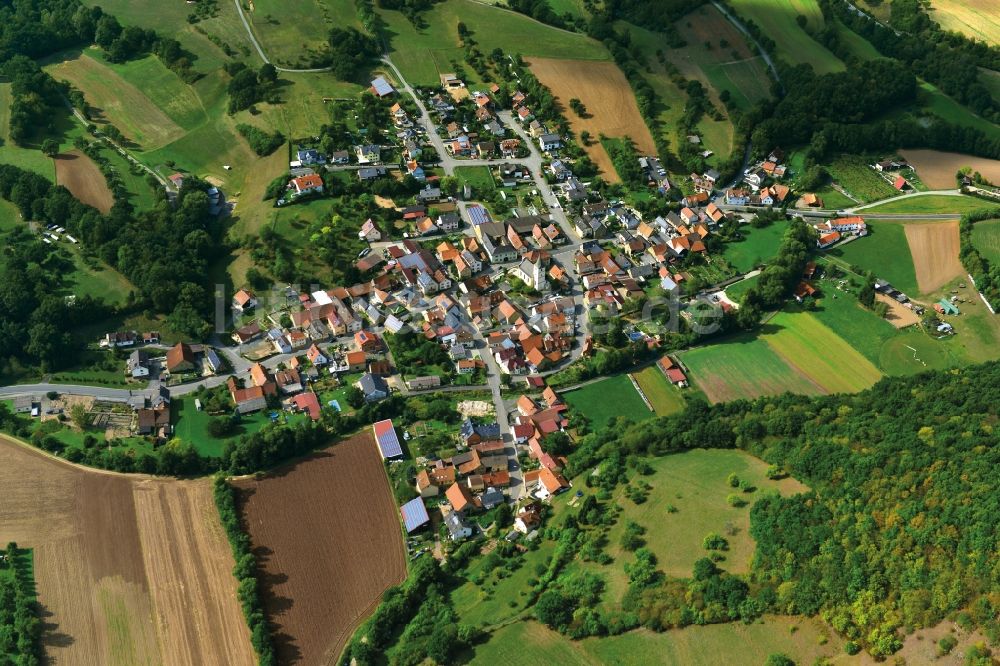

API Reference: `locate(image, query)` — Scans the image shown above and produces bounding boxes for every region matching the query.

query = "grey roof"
[359,372,388,396]
[481,488,505,509]
[446,511,470,538]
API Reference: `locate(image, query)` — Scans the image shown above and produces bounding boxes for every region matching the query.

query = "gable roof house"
[357,372,389,402]
[232,289,257,313]
[166,343,196,374]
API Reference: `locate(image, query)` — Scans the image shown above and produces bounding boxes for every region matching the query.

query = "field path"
[0,435,255,666]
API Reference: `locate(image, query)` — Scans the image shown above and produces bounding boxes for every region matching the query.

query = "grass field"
[46,51,188,150]
[0,83,59,181]
[564,374,651,429]
[681,335,823,403]
[59,249,136,306]
[828,222,919,294]
[722,273,760,303]
[826,155,898,202]
[449,543,551,628]
[728,0,844,74]
[249,0,360,68]
[764,310,883,393]
[381,0,609,86]
[606,449,808,579]
[632,365,685,416]
[916,81,1000,142]
[683,308,882,402]
[971,218,1000,264]
[721,222,787,272]
[928,0,1000,46]
[859,194,987,214]
[472,617,838,665]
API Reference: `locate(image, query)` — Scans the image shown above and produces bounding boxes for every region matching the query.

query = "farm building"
[370,76,395,97]
[373,419,404,459]
[400,497,430,533]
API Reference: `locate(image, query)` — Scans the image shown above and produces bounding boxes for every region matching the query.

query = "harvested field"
[904,220,964,293]
[928,0,1000,45]
[55,151,114,214]
[234,432,407,665]
[0,436,254,666]
[528,58,656,183]
[901,149,1000,189]
[876,292,921,329]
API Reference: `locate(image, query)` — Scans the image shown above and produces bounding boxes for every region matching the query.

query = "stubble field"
[234,432,407,665]
[0,436,254,666]
[928,0,1000,45]
[528,58,657,183]
[903,220,964,293]
[54,151,114,214]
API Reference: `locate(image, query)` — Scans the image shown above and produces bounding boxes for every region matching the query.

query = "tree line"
[958,207,1000,310]
[0,542,41,666]
[213,476,276,666]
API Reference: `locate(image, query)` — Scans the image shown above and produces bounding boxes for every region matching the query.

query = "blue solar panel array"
[400,497,429,533]
[374,421,403,459]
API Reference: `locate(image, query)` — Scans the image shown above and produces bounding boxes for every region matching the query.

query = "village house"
[165,342,196,374]
[232,289,257,313]
[291,173,324,197]
[357,372,389,402]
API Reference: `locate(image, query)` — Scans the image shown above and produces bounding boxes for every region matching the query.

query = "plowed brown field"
[901,149,1000,189]
[0,436,254,666]
[528,58,657,183]
[904,220,964,293]
[54,151,114,214]
[234,432,406,665]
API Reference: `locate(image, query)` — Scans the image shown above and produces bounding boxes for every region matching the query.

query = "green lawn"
[859,194,987,215]
[828,222,919,294]
[721,222,787,272]
[472,617,839,665]
[564,374,651,429]
[632,365,685,416]
[172,395,302,458]
[455,166,497,196]
[834,17,882,61]
[729,0,844,74]
[971,218,1000,264]
[805,291,896,366]
[381,0,609,86]
[811,184,856,209]
[722,273,760,303]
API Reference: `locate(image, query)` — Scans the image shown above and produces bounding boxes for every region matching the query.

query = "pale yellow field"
[928,0,1000,44]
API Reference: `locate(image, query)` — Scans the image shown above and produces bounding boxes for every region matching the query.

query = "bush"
[236,124,285,156]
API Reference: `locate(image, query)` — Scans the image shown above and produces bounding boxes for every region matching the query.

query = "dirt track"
[876,293,921,328]
[0,436,255,666]
[234,432,407,665]
[528,58,657,183]
[54,151,114,214]
[904,220,964,293]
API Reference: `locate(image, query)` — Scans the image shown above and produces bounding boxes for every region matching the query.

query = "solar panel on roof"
[400,497,429,533]
[373,419,403,459]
